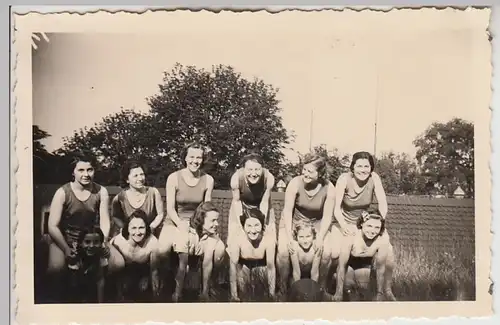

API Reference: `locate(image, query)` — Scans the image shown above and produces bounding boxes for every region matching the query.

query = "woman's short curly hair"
[301,154,328,184]
[182,141,207,167]
[350,151,375,173]
[239,207,266,232]
[121,209,152,240]
[119,160,147,188]
[356,208,385,235]
[190,201,220,237]
[292,220,317,241]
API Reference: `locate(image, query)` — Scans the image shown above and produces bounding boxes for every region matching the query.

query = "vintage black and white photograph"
[14,7,493,323]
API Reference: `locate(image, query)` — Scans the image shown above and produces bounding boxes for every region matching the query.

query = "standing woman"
[227,152,276,250]
[157,142,215,302]
[276,154,336,296]
[46,153,124,301]
[332,151,396,301]
[111,160,164,237]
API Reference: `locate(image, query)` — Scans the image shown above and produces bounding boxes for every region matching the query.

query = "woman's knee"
[47,244,66,274]
[276,236,289,260]
[108,246,125,273]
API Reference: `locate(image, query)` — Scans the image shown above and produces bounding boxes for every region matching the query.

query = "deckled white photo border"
[10,7,494,325]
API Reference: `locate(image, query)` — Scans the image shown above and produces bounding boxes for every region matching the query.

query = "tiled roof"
[33,185,475,250]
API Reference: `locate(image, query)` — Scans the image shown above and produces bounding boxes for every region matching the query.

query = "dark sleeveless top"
[112,187,158,225]
[168,170,208,222]
[341,173,375,224]
[293,178,329,223]
[238,168,268,208]
[60,182,102,245]
[238,252,267,269]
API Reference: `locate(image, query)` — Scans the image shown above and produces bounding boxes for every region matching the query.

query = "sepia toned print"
[14,7,492,324]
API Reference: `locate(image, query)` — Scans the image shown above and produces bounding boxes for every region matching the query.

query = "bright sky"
[32,10,489,163]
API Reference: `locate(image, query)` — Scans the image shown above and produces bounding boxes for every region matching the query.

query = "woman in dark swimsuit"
[111,160,164,237]
[276,154,336,296]
[332,151,395,301]
[228,152,276,253]
[229,208,276,302]
[157,142,215,302]
[332,210,392,301]
[46,153,123,301]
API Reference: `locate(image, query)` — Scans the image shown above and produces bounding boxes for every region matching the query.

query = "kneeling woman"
[110,210,160,302]
[187,202,226,301]
[229,208,276,302]
[290,221,320,282]
[332,211,395,301]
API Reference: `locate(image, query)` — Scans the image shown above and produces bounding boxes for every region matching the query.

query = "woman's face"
[301,163,319,184]
[296,227,314,250]
[244,217,263,241]
[81,232,102,257]
[185,147,204,173]
[73,161,94,186]
[353,158,372,182]
[202,210,220,235]
[127,167,146,189]
[244,160,263,185]
[128,217,147,244]
[361,218,382,240]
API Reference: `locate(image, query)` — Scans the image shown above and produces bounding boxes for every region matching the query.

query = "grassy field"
[173,234,475,303]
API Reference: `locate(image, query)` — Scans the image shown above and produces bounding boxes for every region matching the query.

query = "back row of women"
[44,142,396,303]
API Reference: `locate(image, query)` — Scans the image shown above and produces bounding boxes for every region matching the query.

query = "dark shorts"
[347,256,372,270]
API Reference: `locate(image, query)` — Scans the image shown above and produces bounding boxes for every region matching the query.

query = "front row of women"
[44,143,396,302]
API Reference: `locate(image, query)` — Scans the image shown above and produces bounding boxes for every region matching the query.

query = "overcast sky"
[32,10,489,162]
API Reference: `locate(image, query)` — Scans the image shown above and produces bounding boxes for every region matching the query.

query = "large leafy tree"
[375,151,421,195]
[60,110,171,186]
[413,118,474,197]
[147,63,290,189]
[60,64,291,189]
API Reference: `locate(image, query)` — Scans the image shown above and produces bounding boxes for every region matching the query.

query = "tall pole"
[309,107,314,152]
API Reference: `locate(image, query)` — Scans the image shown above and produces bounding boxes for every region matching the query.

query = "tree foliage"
[59,64,291,189]
[413,118,474,197]
[375,151,422,195]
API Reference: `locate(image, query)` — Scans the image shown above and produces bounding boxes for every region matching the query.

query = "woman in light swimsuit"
[229,208,276,302]
[46,153,124,301]
[228,152,276,250]
[276,154,336,296]
[332,210,393,301]
[157,142,215,302]
[111,160,164,237]
[110,210,161,302]
[187,202,226,301]
[331,151,396,301]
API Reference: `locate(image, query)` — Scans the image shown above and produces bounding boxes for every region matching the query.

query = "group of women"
[44,141,396,303]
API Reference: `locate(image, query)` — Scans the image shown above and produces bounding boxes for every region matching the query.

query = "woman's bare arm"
[99,186,111,241]
[259,171,275,218]
[150,188,165,230]
[165,173,184,228]
[265,240,277,299]
[333,239,353,300]
[290,242,301,282]
[111,195,125,230]
[205,175,215,202]
[47,188,71,256]
[150,244,160,297]
[372,172,388,219]
[317,182,335,242]
[310,250,321,282]
[283,177,299,242]
[201,242,216,297]
[229,244,241,301]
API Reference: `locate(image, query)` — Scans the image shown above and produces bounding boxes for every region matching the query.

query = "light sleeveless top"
[238,168,268,208]
[60,182,102,245]
[293,178,329,223]
[113,187,158,225]
[171,170,208,222]
[341,172,375,224]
